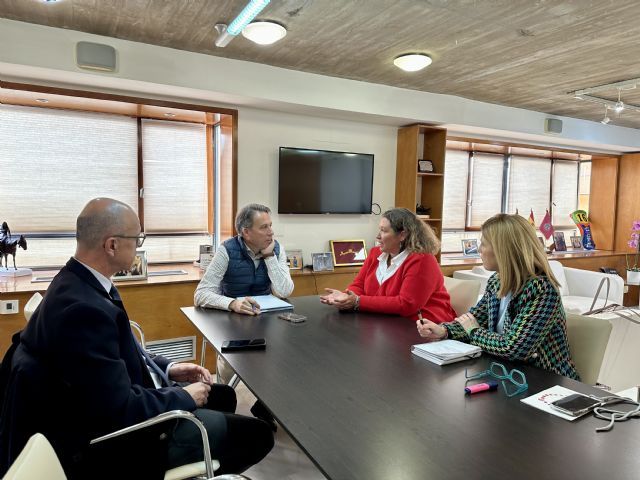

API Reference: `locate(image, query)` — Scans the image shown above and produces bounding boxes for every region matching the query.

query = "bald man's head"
[76,198,139,250]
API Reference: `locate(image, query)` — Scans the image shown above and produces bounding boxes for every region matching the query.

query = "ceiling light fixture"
[35,98,49,103]
[601,106,610,125]
[393,53,432,72]
[241,21,286,45]
[215,0,271,48]
[164,113,176,118]
[614,88,625,113]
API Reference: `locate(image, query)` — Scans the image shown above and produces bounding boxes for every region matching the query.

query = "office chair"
[3,433,66,480]
[23,292,43,322]
[443,276,481,316]
[565,313,613,385]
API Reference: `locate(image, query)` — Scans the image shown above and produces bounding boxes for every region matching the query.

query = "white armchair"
[453,261,624,314]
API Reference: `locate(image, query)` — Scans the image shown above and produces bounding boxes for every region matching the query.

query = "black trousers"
[166,383,274,475]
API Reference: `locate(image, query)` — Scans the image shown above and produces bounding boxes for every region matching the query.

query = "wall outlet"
[0,300,19,315]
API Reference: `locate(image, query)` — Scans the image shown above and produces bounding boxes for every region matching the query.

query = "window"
[0,93,234,267]
[442,142,591,253]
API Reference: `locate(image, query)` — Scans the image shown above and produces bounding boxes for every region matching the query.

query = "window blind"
[0,104,138,232]
[141,119,208,233]
[507,155,551,222]
[469,153,504,227]
[552,160,579,226]
[442,149,469,229]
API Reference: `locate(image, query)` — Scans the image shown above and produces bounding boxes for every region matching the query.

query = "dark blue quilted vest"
[221,236,280,298]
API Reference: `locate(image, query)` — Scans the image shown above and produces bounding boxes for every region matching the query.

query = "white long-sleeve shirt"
[194,243,294,310]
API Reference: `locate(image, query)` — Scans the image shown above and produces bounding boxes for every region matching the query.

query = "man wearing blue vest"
[194,203,294,430]
[195,203,294,314]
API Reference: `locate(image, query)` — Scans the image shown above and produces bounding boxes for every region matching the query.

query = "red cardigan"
[347,246,456,322]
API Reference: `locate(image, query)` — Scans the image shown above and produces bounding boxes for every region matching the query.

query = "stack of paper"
[250,295,293,312]
[411,340,482,365]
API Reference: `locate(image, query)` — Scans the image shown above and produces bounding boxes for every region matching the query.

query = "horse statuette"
[0,222,28,271]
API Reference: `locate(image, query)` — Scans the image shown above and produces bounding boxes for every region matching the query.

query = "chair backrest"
[3,433,66,480]
[443,276,481,316]
[565,313,613,385]
[23,292,43,323]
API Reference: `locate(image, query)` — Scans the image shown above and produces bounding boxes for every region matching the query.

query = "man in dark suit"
[0,198,273,478]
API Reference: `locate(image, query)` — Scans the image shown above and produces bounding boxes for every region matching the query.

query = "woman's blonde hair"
[382,208,440,255]
[481,213,559,297]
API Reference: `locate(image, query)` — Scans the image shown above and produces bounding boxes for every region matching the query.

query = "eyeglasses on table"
[465,361,528,397]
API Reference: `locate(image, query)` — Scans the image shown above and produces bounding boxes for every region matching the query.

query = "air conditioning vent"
[146,336,196,362]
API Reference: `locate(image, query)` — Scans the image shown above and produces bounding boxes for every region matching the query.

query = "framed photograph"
[286,249,303,270]
[553,232,567,252]
[570,235,583,249]
[312,252,334,272]
[330,239,367,267]
[461,239,479,256]
[418,159,434,173]
[113,250,148,281]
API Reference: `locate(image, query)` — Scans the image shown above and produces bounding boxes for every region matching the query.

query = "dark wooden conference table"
[182,296,640,480]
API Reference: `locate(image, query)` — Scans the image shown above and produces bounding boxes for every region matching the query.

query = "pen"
[418,311,424,325]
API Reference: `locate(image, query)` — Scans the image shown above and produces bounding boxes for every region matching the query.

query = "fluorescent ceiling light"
[215,0,271,47]
[242,21,286,45]
[394,54,432,72]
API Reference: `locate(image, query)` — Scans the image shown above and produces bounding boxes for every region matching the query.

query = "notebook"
[250,295,294,312]
[411,340,482,365]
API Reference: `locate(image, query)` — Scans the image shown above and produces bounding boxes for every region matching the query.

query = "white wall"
[237,107,396,265]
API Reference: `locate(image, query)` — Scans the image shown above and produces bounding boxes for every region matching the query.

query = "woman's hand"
[456,312,480,334]
[416,319,447,341]
[320,288,358,310]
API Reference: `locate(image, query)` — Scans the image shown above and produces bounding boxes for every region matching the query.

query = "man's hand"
[260,240,276,257]
[169,363,213,384]
[183,382,211,407]
[229,296,261,315]
[456,312,480,334]
[416,319,447,341]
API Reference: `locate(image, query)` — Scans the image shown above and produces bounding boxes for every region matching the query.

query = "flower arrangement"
[626,220,640,272]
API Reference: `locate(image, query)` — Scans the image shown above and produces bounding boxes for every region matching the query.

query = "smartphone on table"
[221,338,266,352]
[550,393,602,416]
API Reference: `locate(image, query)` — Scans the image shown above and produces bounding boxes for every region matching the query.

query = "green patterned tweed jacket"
[445,274,579,380]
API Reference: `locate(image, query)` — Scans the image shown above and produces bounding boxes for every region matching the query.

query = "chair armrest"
[563,268,625,305]
[453,270,491,296]
[90,410,214,480]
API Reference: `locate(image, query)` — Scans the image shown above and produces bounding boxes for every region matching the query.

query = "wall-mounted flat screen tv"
[278,147,374,214]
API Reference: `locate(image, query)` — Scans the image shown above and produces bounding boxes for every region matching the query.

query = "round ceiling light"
[394,53,432,72]
[241,21,287,45]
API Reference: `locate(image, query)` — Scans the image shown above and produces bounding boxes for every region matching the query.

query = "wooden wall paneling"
[290,274,317,297]
[395,126,419,209]
[589,156,619,251]
[314,271,358,293]
[614,153,640,252]
[0,291,42,358]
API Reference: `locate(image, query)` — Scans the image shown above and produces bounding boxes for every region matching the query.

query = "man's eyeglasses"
[113,232,146,248]
[465,361,528,397]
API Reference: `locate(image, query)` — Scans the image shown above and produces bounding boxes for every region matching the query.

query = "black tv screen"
[278,147,374,214]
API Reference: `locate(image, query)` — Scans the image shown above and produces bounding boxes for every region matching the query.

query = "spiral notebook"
[411,340,482,365]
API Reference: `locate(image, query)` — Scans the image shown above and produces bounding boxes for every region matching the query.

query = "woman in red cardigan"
[320,208,456,322]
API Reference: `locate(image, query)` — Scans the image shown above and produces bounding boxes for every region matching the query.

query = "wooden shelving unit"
[395,124,447,260]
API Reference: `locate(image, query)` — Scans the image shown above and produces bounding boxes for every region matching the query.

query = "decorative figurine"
[0,222,29,272]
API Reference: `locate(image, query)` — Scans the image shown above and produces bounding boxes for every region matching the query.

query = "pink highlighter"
[465,380,499,395]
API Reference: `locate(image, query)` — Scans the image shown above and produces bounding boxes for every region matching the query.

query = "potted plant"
[626,220,640,285]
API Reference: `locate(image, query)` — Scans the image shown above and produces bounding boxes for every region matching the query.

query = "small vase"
[627,270,640,285]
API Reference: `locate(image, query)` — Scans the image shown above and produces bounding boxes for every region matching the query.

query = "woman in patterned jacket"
[417,213,579,379]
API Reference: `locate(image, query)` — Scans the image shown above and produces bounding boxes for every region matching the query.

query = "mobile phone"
[550,393,601,416]
[221,338,266,352]
[278,312,306,323]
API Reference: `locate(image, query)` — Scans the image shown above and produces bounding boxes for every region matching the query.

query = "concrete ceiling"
[2,0,640,128]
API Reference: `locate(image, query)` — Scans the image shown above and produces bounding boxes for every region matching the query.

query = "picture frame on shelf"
[537,236,545,248]
[553,232,567,252]
[461,239,480,257]
[418,159,434,173]
[286,249,303,270]
[311,252,334,272]
[330,239,367,267]
[570,235,583,249]
[113,250,148,281]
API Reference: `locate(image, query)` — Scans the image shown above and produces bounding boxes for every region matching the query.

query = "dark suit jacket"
[0,258,195,478]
